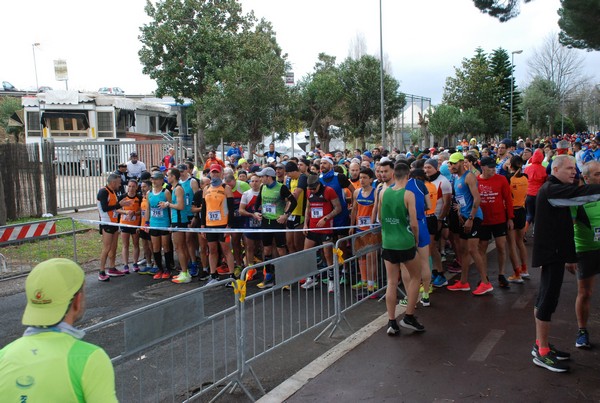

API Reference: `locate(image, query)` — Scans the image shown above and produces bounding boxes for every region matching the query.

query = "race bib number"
[288,214,296,221]
[311,207,324,219]
[456,195,466,208]
[185,195,191,206]
[358,216,371,226]
[208,210,222,222]
[151,208,163,218]
[250,218,261,228]
[263,203,276,215]
[594,227,600,242]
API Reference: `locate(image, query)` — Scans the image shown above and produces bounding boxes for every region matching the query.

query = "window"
[149,116,156,133]
[27,111,41,137]
[97,112,114,138]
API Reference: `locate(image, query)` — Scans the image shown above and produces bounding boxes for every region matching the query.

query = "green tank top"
[260,182,286,220]
[572,201,600,253]
[381,187,415,250]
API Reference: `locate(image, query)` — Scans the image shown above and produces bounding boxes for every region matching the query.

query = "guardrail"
[0,217,78,279]
[82,227,385,402]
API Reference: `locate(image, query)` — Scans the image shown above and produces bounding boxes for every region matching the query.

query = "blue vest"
[319,172,349,226]
[148,189,171,228]
[180,178,194,219]
[170,184,188,224]
[406,178,427,220]
[454,171,483,219]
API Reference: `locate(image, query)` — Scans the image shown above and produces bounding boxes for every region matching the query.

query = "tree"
[338,55,405,149]
[528,33,588,99]
[0,98,24,143]
[202,17,290,153]
[521,76,560,135]
[472,0,600,51]
[443,48,504,136]
[427,104,461,143]
[489,48,522,130]
[138,0,248,163]
[296,53,345,152]
[558,0,600,51]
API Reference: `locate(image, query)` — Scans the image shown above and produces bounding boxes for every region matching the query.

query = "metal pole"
[510,50,522,139]
[379,0,385,149]
[32,43,40,91]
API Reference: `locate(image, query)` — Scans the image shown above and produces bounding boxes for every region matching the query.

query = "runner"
[507,155,529,283]
[380,162,425,335]
[476,156,514,289]
[181,162,200,276]
[238,174,263,280]
[97,174,132,281]
[349,167,378,297]
[137,180,155,275]
[201,164,236,287]
[301,174,341,292]
[191,176,211,280]
[446,152,493,296]
[164,168,191,284]
[254,166,297,288]
[224,173,251,274]
[117,179,142,273]
[284,161,308,253]
[146,171,174,280]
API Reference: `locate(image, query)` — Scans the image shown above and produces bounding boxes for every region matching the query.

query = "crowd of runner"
[96,133,600,373]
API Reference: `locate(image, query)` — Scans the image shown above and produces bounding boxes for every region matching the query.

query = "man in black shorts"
[254,167,297,288]
[284,161,308,253]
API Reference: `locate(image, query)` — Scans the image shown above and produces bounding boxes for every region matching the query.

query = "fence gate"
[42,138,181,213]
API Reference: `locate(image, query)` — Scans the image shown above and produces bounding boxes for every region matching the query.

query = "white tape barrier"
[76,218,380,234]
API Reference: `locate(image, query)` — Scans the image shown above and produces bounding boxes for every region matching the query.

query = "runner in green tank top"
[379,162,425,335]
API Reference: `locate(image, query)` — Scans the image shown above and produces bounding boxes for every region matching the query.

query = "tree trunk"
[195,108,207,166]
[316,123,330,153]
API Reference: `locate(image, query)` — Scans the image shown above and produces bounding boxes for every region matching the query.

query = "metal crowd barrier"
[0,217,78,279]
[83,227,386,402]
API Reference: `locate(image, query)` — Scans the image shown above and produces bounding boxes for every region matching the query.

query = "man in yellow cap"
[0,258,117,402]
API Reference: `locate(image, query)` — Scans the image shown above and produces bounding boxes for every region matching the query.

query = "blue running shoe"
[432,274,448,288]
[188,262,199,277]
[576,329,591,349]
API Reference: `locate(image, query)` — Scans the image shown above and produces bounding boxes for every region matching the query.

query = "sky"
[3,0,599,104]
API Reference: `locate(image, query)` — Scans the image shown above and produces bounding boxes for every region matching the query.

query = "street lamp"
[379,0,385,149]
[32,43,40,91]
[510,50,523,139]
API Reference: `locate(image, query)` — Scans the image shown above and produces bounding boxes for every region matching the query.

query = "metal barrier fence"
[81,227,385,402]
[0,217,78,279]
[44,139,181,212]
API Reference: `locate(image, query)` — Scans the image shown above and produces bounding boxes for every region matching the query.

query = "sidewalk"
[262,247,600,402]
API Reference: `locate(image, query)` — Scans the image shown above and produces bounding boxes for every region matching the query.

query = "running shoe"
[188,262,199,277]
[199,270,210,281]
[432,274,448,288]
[301,277,318,290]
[245,268,257,281]
[447,259,462,273]
[138,266,153,275]
[441,252,447,262]
[328,280,334,294]
[520,266,530,278]
[508,274,524,283]
[217,265,230,275]
[531,343,570,360]
[419,284,433,294]
[205,277,220,286]
[98,271,110,282]
[532,351,569,373]
[137,258,147,266]
[152,272,163,280]
[161,271,171,279]
[107,268,126,277]
[472,282,493,296]
[132,263,140,273]
[387,319,400,336]
[576,329,591,349]
[257,274,274,289]
[420,294,430,307]
[172,271,191,284]
[233,266,243,278]
[400,315,425,332]
[352,281,368,290]
[398,298,408,307]
[122,265,130,274]
[498,275,510,288]
[447,280,470,291]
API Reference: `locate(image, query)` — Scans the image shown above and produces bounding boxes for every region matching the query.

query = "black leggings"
[525,195,536,224]
[535,262,565,322]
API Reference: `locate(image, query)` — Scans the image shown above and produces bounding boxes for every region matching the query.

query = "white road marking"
[468,329,506,362]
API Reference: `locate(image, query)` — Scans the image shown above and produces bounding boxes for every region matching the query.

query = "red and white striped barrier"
[0,221,57,243]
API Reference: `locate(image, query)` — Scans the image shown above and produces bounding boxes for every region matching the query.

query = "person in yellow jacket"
[0,258,117,402]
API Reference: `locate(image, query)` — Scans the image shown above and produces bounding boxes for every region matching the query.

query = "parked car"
[38,86,53,93]
[98,87,125,95]
[2,81,18,91]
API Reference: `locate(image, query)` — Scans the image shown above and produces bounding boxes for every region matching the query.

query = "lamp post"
[509,50,523,139]
[379,0,385,149]
[32,43,40,91]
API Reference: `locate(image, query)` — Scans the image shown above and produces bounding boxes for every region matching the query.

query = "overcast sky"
[3,0,599,104]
